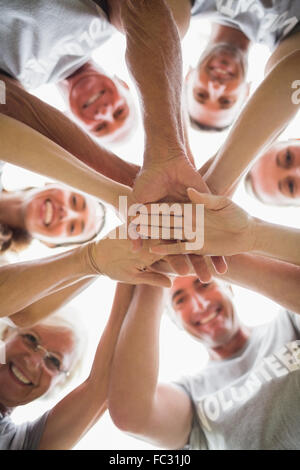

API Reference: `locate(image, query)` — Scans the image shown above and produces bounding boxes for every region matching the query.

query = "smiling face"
[248,140,300,205]
[170,276,239,349]
[67,63,135,142]
[23,184,104,245]
[185,44,249,130]
[0,324,75,407]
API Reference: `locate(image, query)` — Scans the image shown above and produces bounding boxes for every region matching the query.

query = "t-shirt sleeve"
[286,310,300,335]
[173,376,208,450]
[7,412,50,450]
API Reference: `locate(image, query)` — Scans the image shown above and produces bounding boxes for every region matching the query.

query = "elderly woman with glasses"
[0,283,134,450]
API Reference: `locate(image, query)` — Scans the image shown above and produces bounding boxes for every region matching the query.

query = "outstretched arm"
[10,278,95,328]
[204,49,300,196]
[150,190,300,268]
[0,228,170,318]
[38,283,134,450]
[0,74,139,187]
[0,114,131,211]
[109,284,193,449]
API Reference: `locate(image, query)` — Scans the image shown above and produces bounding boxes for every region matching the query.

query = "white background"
[2,17,300,449]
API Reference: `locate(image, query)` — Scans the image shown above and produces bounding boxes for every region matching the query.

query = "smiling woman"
[0,182,106,253]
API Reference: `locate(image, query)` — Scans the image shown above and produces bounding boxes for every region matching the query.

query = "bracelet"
[87,242,103,276]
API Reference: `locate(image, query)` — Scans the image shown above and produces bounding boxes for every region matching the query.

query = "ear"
[114,76,130,90]
[245,82,251,98]
[2,326,12,341]
[40,240,57,248]
[185,66,194,83]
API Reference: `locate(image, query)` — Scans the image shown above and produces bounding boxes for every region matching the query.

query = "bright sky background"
[2,17,300,449]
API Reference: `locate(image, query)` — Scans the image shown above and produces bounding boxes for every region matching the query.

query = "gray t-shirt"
[191,0,300,49]
[176,311,300,450]
[0,411,49,450]
[0,0,115,90]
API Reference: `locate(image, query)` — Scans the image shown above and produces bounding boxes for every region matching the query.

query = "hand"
[85,225,171,288]
[149,189,255,257]
[129,156,227,281]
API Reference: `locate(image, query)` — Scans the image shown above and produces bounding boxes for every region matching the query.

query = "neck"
[210,24,250,52]
[0,192,26,229]
[209,324,251,361]
[0,402,13,417]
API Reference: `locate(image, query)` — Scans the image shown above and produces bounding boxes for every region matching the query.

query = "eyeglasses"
[18,332,69,376]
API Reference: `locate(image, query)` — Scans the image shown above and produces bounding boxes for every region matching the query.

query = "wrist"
[77,243,103,277]
[251,217,267,254]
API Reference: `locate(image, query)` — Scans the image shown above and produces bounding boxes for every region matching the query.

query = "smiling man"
[109,252,300,450]
[170,276,249,357]
[185,0,300,131]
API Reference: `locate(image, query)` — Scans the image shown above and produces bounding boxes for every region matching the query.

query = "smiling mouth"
[9,363,33,386]
[83,90,105,109]
[44,199,54,227]
[195,306,222,327]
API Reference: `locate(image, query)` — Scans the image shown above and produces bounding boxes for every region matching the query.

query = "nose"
[24,350,44,372]
[59,205,78,221]
[190,294,209,314]
[208,81,226,100]
[93,103,114,121]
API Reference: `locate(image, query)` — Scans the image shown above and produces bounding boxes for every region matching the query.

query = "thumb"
[135,272,171,288]
[187,188,228,210]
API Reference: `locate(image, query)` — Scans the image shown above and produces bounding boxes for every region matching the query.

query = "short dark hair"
[189,115,231,133]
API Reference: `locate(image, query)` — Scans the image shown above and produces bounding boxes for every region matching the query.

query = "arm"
[38,283,134,450]
[0,114,131,211]
[0,229,170,317]
[219,254,300,315]
[10,278,94,328]
[0,73,139,187]
[109,284,193,449]
[204,50,300,196]
[150,190,300,268]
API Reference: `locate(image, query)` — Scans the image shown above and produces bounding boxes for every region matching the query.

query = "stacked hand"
[128,155,227,281]
[85,225,172,288]
[132,188,255,258]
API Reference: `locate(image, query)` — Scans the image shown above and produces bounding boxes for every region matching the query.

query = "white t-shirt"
[176,310,300,450]
[0,0,115,89]
[191,0,300,50]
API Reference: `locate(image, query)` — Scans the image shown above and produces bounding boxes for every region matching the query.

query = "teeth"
[11,364,31,385]
[84,90,104,107]
[200,312,218,325]
[44,200,53,226]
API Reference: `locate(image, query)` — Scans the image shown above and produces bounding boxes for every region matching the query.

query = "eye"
[113,107,125,120]
[286,149,293,167]
[219,97,233,107]
[70,222,75,234]
[288,178,295,196]
[72,195,77,208]
[95,122,107,133]
[22,333,38,349]
[45,355,61,372]
[176,297,185,305]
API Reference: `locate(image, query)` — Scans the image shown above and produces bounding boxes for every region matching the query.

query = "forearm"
[218,254,300,314]
[38,283,134,450]
[252,218,300,266]
[0,245,95,317]
[0,114,131,209]
[205,50,300,195]
[0,74,138,187]
[10,278,95,328]
[120,0,185,163]
[109,284,165,431]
